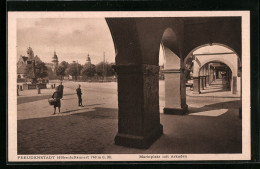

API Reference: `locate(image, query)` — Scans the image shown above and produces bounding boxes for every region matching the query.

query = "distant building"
[52,51,59,72]
[17,47,42,79]
[45,63,53,69]
[86,53,91,65]
[17,46,34,68]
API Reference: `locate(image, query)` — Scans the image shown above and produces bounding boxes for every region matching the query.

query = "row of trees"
[24,60,115,82]
[55,61,115,80]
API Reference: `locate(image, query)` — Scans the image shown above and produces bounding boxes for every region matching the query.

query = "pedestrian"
[76,84,83,107]
[52,87,61,114]
[58,82,64,99]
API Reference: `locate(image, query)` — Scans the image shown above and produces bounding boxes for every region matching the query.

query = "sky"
[17,18,116,65]
[17,18,232,66]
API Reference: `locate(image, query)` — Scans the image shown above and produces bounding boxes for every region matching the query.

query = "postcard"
[8,11,250,162]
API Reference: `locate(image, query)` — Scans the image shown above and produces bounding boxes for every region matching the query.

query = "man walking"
[76,84,83,107]
[58,82,64,99]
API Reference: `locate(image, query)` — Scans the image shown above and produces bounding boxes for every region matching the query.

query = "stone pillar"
[193,76,201,94]
[206,64,210,86]
[200,76,205,90]
[209,68,212,85]
[163,69,188,115]
[113,64,163,149]
[204,76,207,87]
[213,70,216,81]
[232,76,237,94]
[203,67,207,87]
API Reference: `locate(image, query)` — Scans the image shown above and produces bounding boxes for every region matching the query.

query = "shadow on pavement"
[61,107,90,114]
[17,104,241,154]
[17,93,75,105]
[188,100,242,114]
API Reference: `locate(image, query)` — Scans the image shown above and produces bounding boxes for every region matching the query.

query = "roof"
[22,56,28,62]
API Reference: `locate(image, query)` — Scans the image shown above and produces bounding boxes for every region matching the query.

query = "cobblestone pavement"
[17,80,242,154]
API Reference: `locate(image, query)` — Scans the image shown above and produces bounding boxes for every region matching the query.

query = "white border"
[8,11,251,162]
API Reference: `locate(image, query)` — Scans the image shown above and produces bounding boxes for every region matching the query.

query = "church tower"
[27,46,34,60]
[52,51,59,72]
[86,53,91,65]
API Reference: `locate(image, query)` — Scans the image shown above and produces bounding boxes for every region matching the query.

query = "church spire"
[86,53,91,65]
[52,51,59,72]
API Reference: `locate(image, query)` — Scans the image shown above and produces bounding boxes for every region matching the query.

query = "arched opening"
[185,44,240,95]
[184,43,241,73]
[159,28,188,115]
[184,44,241,121]
[198,61,233,94]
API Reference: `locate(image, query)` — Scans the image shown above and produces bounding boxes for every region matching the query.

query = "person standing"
[76,84,83,107]
[58,82,64,99]
[52,87,61,114]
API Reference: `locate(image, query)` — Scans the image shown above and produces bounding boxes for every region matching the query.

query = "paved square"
[17,80,242,154]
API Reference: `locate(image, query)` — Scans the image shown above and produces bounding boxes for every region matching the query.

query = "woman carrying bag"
[50,87,62,115]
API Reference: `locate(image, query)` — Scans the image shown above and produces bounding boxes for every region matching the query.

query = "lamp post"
[72,61,76,81]
[77,60,79,81]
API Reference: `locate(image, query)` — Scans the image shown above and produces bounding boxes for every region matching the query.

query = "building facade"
[17,47,42,79]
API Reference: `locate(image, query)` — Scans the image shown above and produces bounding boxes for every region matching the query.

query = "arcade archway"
[106,17,242,149]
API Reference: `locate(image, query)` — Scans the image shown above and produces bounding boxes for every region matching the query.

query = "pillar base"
[163,105,188,115]
[114,124,163,149]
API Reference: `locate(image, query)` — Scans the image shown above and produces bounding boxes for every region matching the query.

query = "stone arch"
[160,27,188,115]
[193,56,239,94]
[194,57,237,77]
[184,43,241,69]
[182,17,241,59]
[105,17,242,149]
[160,28,180,69]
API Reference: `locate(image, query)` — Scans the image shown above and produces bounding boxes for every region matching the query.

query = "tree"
[95,61,115,77]
[56,66,66,80]
[24,60,48,83]
[106,63,115,76]
[60,61,69,70]
[81,64,96,78]
[67,62,83,81]
[47,67,58,80]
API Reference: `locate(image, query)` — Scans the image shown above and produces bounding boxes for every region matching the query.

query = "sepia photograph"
[8,11,250,162]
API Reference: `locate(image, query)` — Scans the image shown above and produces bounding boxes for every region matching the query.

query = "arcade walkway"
[105,79,242,154]
[187,78,240,98]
